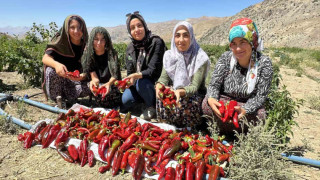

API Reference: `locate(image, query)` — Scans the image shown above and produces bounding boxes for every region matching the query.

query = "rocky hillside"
[106,17,226,44]
[107,0,319,49]
[199,0,320,49]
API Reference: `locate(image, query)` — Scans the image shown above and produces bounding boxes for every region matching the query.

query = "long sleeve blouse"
[207,51,273,114]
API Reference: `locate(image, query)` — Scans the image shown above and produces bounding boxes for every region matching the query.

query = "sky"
[0,0,264,28]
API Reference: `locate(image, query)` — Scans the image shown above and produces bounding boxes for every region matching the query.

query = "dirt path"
[0,67,319,179]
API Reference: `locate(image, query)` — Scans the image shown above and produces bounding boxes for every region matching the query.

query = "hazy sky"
[0,0,264,27]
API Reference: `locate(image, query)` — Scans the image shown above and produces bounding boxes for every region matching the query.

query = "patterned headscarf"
[45,15,88,57]
[163,21,210,90]
[228,18,263,93]
[81,26,119,79]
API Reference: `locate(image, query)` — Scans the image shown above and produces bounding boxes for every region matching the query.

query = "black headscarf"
[126,12,152,48]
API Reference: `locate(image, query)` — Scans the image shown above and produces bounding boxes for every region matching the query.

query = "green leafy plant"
[227,120,293,180]
[265,64,303,143]
[113,43,127,70]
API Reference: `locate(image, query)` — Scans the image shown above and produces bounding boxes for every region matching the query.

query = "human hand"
[89,79,100,95]
[68,73,85,81]
[174,89,186,108]
[207,97,222,118]
[155,83,165,99]
[101,82,111,96]
[126,73,142,87]
[234,106,246,120]
[55,63,68,77]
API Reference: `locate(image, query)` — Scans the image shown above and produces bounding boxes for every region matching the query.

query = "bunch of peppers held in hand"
[158,83,177,110]
[219,100,240,128]
[66,70,80,78]
[92,85,108,101]
[17,107,233,180]
[114,78,131,93]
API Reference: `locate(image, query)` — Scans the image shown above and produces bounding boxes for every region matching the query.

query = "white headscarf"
[163,21,210,90]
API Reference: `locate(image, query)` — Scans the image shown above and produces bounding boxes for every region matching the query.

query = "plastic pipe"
[13,95,68,114]
[0,94,32,130]
[281,153,320,168]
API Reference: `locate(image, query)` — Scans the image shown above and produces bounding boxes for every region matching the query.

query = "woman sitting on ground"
[202,18,273,133]
[121,11,166,120]
[81,26,121,107]
[42,15,90,106]
[155,21,210,128]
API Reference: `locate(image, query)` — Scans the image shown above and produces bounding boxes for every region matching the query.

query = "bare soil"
[0,66,319,179]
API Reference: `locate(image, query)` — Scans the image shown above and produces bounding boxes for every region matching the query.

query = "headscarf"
[163,21,210,90]
[126,11,152,48]
[228,17,263,94]
[45,15,88,57]
[81,26,118,78]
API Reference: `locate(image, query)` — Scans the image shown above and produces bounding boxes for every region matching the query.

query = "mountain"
[1,0,319,49]
[199,0,320,49]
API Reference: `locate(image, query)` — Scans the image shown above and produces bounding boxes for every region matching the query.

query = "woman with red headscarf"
[202,18,273,133]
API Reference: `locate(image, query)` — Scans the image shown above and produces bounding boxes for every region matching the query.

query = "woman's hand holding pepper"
[101,82,111,96]
[208,97,222,118]
[68,73,86,82]
[55,62,68,78]
[126,72,142,87]
[155,83,163,99]
[234,106,246,120]
[89,78,100,93]
[174,89,186,108]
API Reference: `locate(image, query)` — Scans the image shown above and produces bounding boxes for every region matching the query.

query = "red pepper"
[128,151,137,168]
[42,124,61,148]
[233,111,239,128]
[186,162,196,180]
[56,142,74,163]
[155,143,170,167]
[159,83,165,91]
[218,100,225,118]
[121,148,135,173]
[208,164,220,180]
[154,158,170,180]
[119,133,138,152]
[217,153,229,163]
[104,139,121,170]
[40,124,52,147]
[112,149,124,176]
[98,135,109,161]
[34,121,47,136]
[195,160,205,180]
[79,139,88,167]
[228,100,237,118]
[87,128,100,141]
[175,161,185,180]
[88,150,95,167]
[191,152,203,163]
[144,154,157,176]
[54,130,69,147]
[162,139,181,160]
[132,153,145,180]
[23,132,35,149]
[220,166,225,177]
[67,144,78,161]
[165,167,176,180]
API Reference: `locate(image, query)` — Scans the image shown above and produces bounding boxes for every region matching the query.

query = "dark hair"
[69,16,84,30]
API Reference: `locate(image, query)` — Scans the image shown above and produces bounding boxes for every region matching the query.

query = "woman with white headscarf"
[202,18,273,133]
[155,21,210,128]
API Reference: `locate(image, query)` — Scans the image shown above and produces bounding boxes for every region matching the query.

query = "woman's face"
[230,37,252,63]
[174,26,191,52]
[130,18,145,41]
[93,33,106,54]
[68,19,83,45]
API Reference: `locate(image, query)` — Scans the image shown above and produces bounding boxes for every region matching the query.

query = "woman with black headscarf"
[81,26,121,107]
[42,15,91,105]
[121,11,166,120]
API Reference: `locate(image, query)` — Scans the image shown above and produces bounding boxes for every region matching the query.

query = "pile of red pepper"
[66,70,80,78]
[18,107,233,180]
[158,84,177,110]
[218,100,240,128]
[114,78,131,93]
